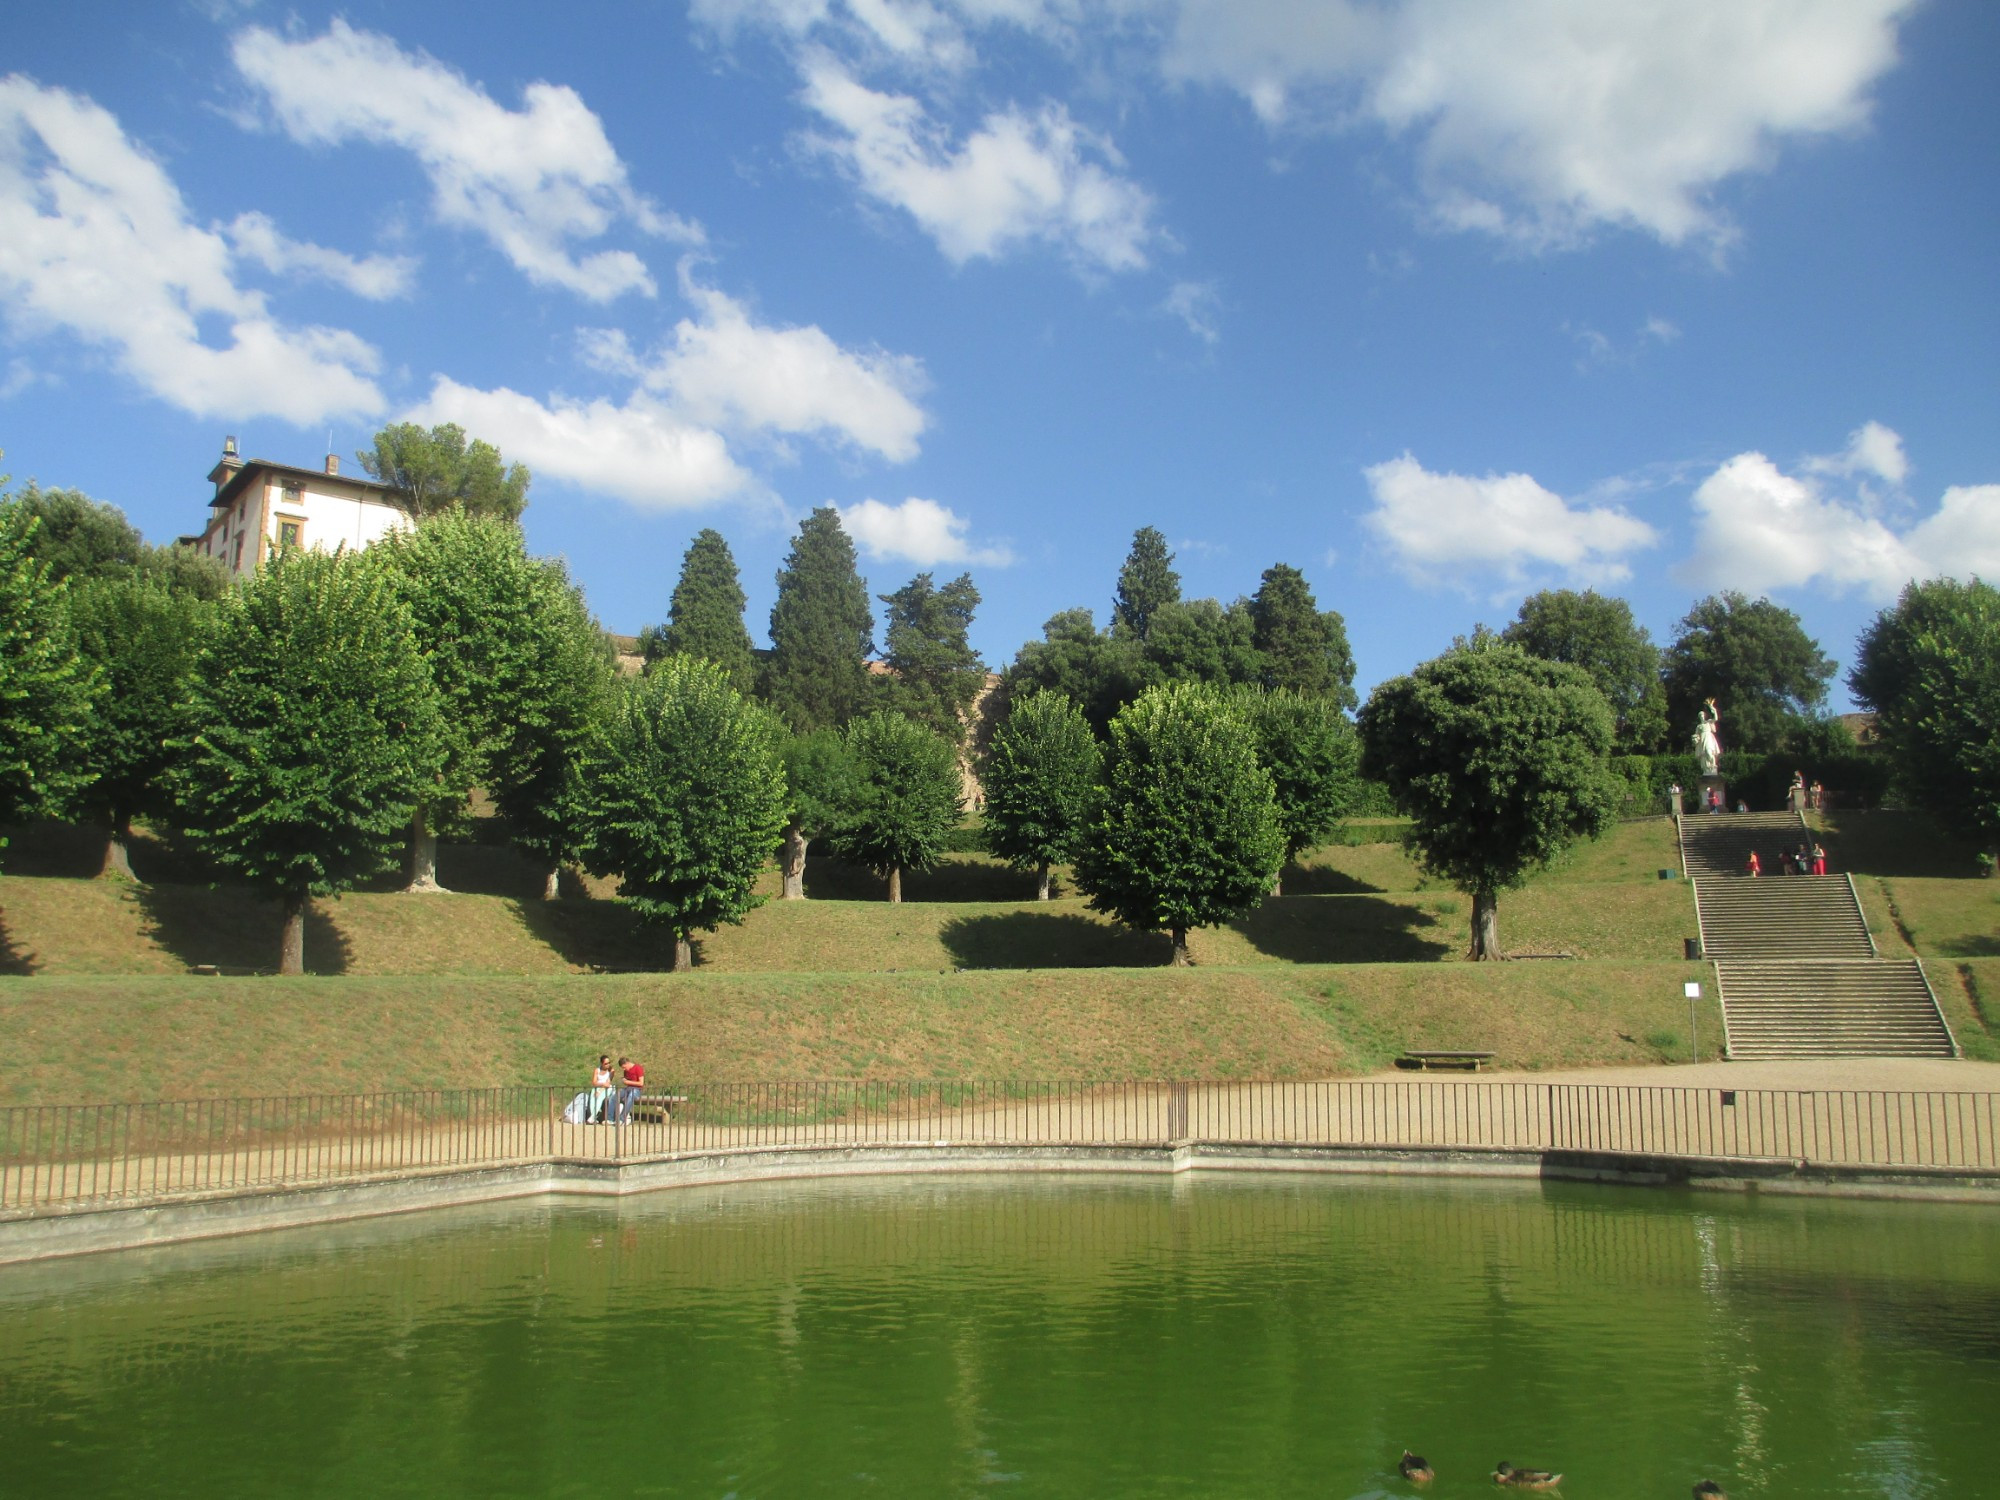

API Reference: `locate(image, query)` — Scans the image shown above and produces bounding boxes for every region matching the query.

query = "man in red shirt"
[613,1056,644,1125]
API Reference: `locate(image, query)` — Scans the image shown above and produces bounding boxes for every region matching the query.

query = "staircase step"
[1714,959,1955,1060]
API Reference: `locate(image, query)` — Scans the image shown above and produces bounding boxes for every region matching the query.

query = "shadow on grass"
[133,883,356,975]
[1938,934,2000,959]
[513,896,670,972]
[0,908,36,974]
[1821,811,1986,879]
[1276,864,1387,896]
[804,857,1045,903]
[1231,896,1454,964]
[938,911,1169,969]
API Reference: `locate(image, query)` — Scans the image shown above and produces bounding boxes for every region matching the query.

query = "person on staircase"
[1811,842,1827,876]
[1745,850,1761,877]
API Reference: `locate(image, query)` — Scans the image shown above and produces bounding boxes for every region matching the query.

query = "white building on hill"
[183,436,408,577]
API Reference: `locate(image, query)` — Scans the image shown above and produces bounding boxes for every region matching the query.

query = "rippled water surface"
[2,1174,1997,1497]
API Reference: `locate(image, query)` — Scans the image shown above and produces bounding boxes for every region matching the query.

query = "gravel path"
[1359,1058,2000,1090]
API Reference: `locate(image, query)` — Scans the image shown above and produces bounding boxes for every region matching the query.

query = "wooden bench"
[1394,1051,1495,1073]
[630,1093,688,1124]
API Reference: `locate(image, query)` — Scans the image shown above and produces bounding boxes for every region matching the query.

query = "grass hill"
[0,811,1992,1103]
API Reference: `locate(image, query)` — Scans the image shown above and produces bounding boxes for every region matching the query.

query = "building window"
[277,519,303,550]
[233,537,245,569]
[281,482,303,506]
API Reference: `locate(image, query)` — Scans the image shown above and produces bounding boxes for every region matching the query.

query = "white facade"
[186,438,408,577]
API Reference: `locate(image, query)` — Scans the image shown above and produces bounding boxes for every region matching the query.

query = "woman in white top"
[589,1055,614,1124]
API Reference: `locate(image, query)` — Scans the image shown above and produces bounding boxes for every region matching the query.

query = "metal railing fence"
[3,1080,1996,1216]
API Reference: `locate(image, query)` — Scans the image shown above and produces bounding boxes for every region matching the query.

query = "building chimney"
[324,453,340,476]
[220,435,242,469]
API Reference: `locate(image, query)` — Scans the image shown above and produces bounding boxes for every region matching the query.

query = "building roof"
[208,456,397,510]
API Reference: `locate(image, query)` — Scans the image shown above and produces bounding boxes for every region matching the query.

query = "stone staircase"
[1679,813,1956,1060]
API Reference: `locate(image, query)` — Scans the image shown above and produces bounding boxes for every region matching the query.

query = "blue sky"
[3,1,1997,711]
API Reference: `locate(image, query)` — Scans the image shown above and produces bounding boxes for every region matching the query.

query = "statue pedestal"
[1698,773,1727,812]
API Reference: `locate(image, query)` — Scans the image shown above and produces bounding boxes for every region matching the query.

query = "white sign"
[1684,982,1703,999]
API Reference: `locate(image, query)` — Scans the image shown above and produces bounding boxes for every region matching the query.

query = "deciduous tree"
[1663,592,1835,756]
[357,422,530,523]
[834,711,963,903]
[764,507,874,731]
[0,501,100,836]
[980,689,1100,899]
[1240,687,1360,893]
[1072,682,1283,965]
[578,656,788,970]
[1851,576,2000,867]
[170,550,442,974]
[1503,588,1665,751]
[1003,608,1146,734]
[776,727,858,899]
[1358,644,1620,960]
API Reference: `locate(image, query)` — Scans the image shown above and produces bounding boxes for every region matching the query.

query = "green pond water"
[2,1174,1997,1498]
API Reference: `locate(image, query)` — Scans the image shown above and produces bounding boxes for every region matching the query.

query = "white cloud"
[1362,453,1658,586]
[1163,280,1220,343]
[799,54,1156,271]
[225,210,418,300]
[0,76,383,424]
[1681,435,2000,599]
[1157,0,1916,251]
[1804,417,1908,488]
[406,377,749,511]
[838,495,1014,565]
[648,267,928,460]
[232,21,698,301]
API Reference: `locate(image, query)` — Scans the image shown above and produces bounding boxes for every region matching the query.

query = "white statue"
[1692,698,1722,778]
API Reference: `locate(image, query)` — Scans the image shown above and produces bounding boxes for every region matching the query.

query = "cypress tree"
[878,571,986,739]
[1249,564,1357,709]
[764,507,874,732]
[663,528,755,690]
[1112,526,1180,641]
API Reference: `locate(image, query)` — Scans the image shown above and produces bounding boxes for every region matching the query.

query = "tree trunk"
[99,809,134,881]
[279,887,307,976]
[669,932,692,973]
[780,825,808,899]
[1035,861,1052,901]
[1168,925,1190,966]
[1271,871,1283,897]
[887,865,902,903]
[542,862,562,901]
[404,805,448,893]
[1469,887,1502,961]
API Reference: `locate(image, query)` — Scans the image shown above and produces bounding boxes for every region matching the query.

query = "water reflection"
[1,1175,1996,1498]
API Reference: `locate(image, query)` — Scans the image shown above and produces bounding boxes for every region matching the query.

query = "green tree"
[378,512,571,891]
[0,502,101,836]
[357,422,531,523]
[1240,688,1360,893]
[1144,597,1263,689]
[834,711,963,902]
[68,575,214,877]
[980,689,1101,900]
[1851,576,2000,866]
[489,569,621,899]
[1112,526,1181,641]
[1073,682,1283,966]
[170,550,442,974]
[578,656,788,971]
[659,528,755,690]
[878,571,987,739]
[1503,589,1665,751]
[1663,592,1835,756]
[10,481,230,599]
[764,507,874,732]
[1358,644,1620,960]
[1249,564,1357,708]
[1003,608,1146,734]
[776,727,859,899]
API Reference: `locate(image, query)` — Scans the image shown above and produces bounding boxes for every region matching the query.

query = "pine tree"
[1073,682,1283,965]
[764,507,874,731]
[357,423,530,522]
[877,571,986,739]
[1112,526,1181,641]
[662,528,755,690]
[578,657,788,970]
[834,711,964,902]
[170,550,443,974]
[0,501,101,836]
[981,689,1100,899]
[1250,564,1357,709]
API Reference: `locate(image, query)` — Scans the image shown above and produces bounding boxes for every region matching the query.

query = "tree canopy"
[1663,592,1835,756]
[170,550,443,974]
[1358,644,1620,959]
[1851,576,2000,861]
[1112,526,1181,641]
[357,422,530,523]
[578,656,787,971]
[877,571,987,740]
[660,528,755,690]
[1250,564,1357,708]
[764,507,875,732]
[980,688,1100,899]
[11,482,230,599]
[0,501,101,834]
[1002,608,1146,734]
[1239,687,1360,890]
[1502,588,1664,751]
[833,710,963,902]
[1072,682,1283,965]
[775,726,860,899]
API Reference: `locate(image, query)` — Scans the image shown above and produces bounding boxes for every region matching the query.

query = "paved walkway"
[1360,1058,2000,1090]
